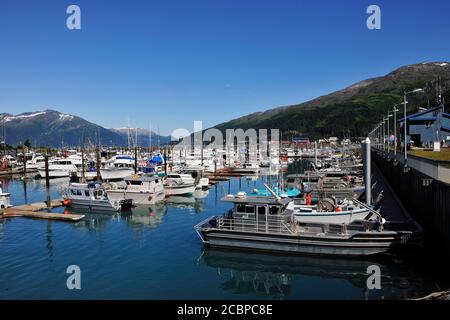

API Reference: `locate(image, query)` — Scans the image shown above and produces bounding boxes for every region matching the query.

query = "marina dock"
[0,198,84,222]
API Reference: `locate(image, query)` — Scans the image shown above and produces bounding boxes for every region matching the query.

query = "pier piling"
[44,154,51,209]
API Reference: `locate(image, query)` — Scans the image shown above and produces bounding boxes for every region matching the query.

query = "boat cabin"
[222,194,293,231]
[67,183,110,201]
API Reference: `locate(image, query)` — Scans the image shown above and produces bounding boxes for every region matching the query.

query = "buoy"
[335,207,343,212]
[63,199,71,206]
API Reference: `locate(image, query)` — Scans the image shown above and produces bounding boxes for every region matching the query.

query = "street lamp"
[403,88,424,167]
[378,122,383,150]
[392,103,402,157]
[386,113,393,154]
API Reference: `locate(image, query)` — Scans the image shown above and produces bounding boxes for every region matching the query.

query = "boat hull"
[108,190,165,205]
[293,209,373,224]
[164,184,196,196]
[100,168,135,181]
[199,229,396,256]
[38,169,72,178]
[67,198,120,212]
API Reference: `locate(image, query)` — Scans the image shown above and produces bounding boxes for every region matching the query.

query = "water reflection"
[198,248,431,299]
[165,193,208,213]
[62,191,209,233]
[121,204,168,230]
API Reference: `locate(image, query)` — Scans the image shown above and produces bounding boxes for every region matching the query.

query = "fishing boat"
[227,162,260,174]
[177,166,210,189]
[63,182,133,212]
[38,158,79,178]
[100,155,136,181]
[23,152,45,171]
[194,192,421,256]
[0,181,12,209]
[292,196,382,224]
[107,174,165,205]
[164,174,196,196]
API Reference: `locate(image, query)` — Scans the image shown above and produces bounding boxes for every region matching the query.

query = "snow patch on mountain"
[3,111,47,122]
[59,114,74,121]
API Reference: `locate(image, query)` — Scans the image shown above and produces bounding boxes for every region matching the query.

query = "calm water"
[0,172,444,300]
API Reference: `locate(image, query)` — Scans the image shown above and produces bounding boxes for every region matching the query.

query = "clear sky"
[1,0,449,135]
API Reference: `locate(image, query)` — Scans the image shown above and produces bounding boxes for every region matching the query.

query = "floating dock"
[0,198,84,222]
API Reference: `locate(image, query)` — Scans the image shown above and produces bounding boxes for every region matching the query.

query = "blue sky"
[1,0,449,135]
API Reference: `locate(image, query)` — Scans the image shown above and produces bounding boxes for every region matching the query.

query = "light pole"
[403,88,424,166]
[392,104,401,157]
[378,122,382,150]
[386,113,393,155]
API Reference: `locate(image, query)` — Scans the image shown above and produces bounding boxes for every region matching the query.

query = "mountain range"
[1,62,449,147]
[0,109,170,148]
[213,62,450,139]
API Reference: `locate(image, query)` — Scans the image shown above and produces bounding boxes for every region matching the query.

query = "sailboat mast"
[148,123,152,153]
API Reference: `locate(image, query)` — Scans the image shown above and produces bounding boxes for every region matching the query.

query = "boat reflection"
[63,207,116,231]
[198,248,430,299]
[165,194,207,213]
[120,204,168,229]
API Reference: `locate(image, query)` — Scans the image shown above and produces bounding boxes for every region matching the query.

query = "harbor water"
[0,170,446,300]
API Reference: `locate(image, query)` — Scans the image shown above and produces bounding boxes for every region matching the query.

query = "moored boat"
[194,192,421,256]
[63,182,133,212]
[100,155,136,181]
[107,174,165,205]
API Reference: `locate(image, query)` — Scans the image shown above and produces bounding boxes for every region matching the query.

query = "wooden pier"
[0,198,84,222]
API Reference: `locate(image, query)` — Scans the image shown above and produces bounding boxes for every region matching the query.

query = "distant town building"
[328,137,339,145]
[292,136,310,146]
[399,104,450,147]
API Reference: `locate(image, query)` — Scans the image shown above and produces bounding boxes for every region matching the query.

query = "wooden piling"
[44,154,50,208]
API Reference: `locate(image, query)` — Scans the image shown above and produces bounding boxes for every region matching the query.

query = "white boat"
[22,153,45,170]
[177,166,210,189]
[165,173,196,185]
[107,174,165,205]
[292,198,380,224]
[164,175,196,196]
[227,162,261,174]
[62,182,133,212]
[38,158,79,178]
[100,155,135,181]
[0,181,12,209]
